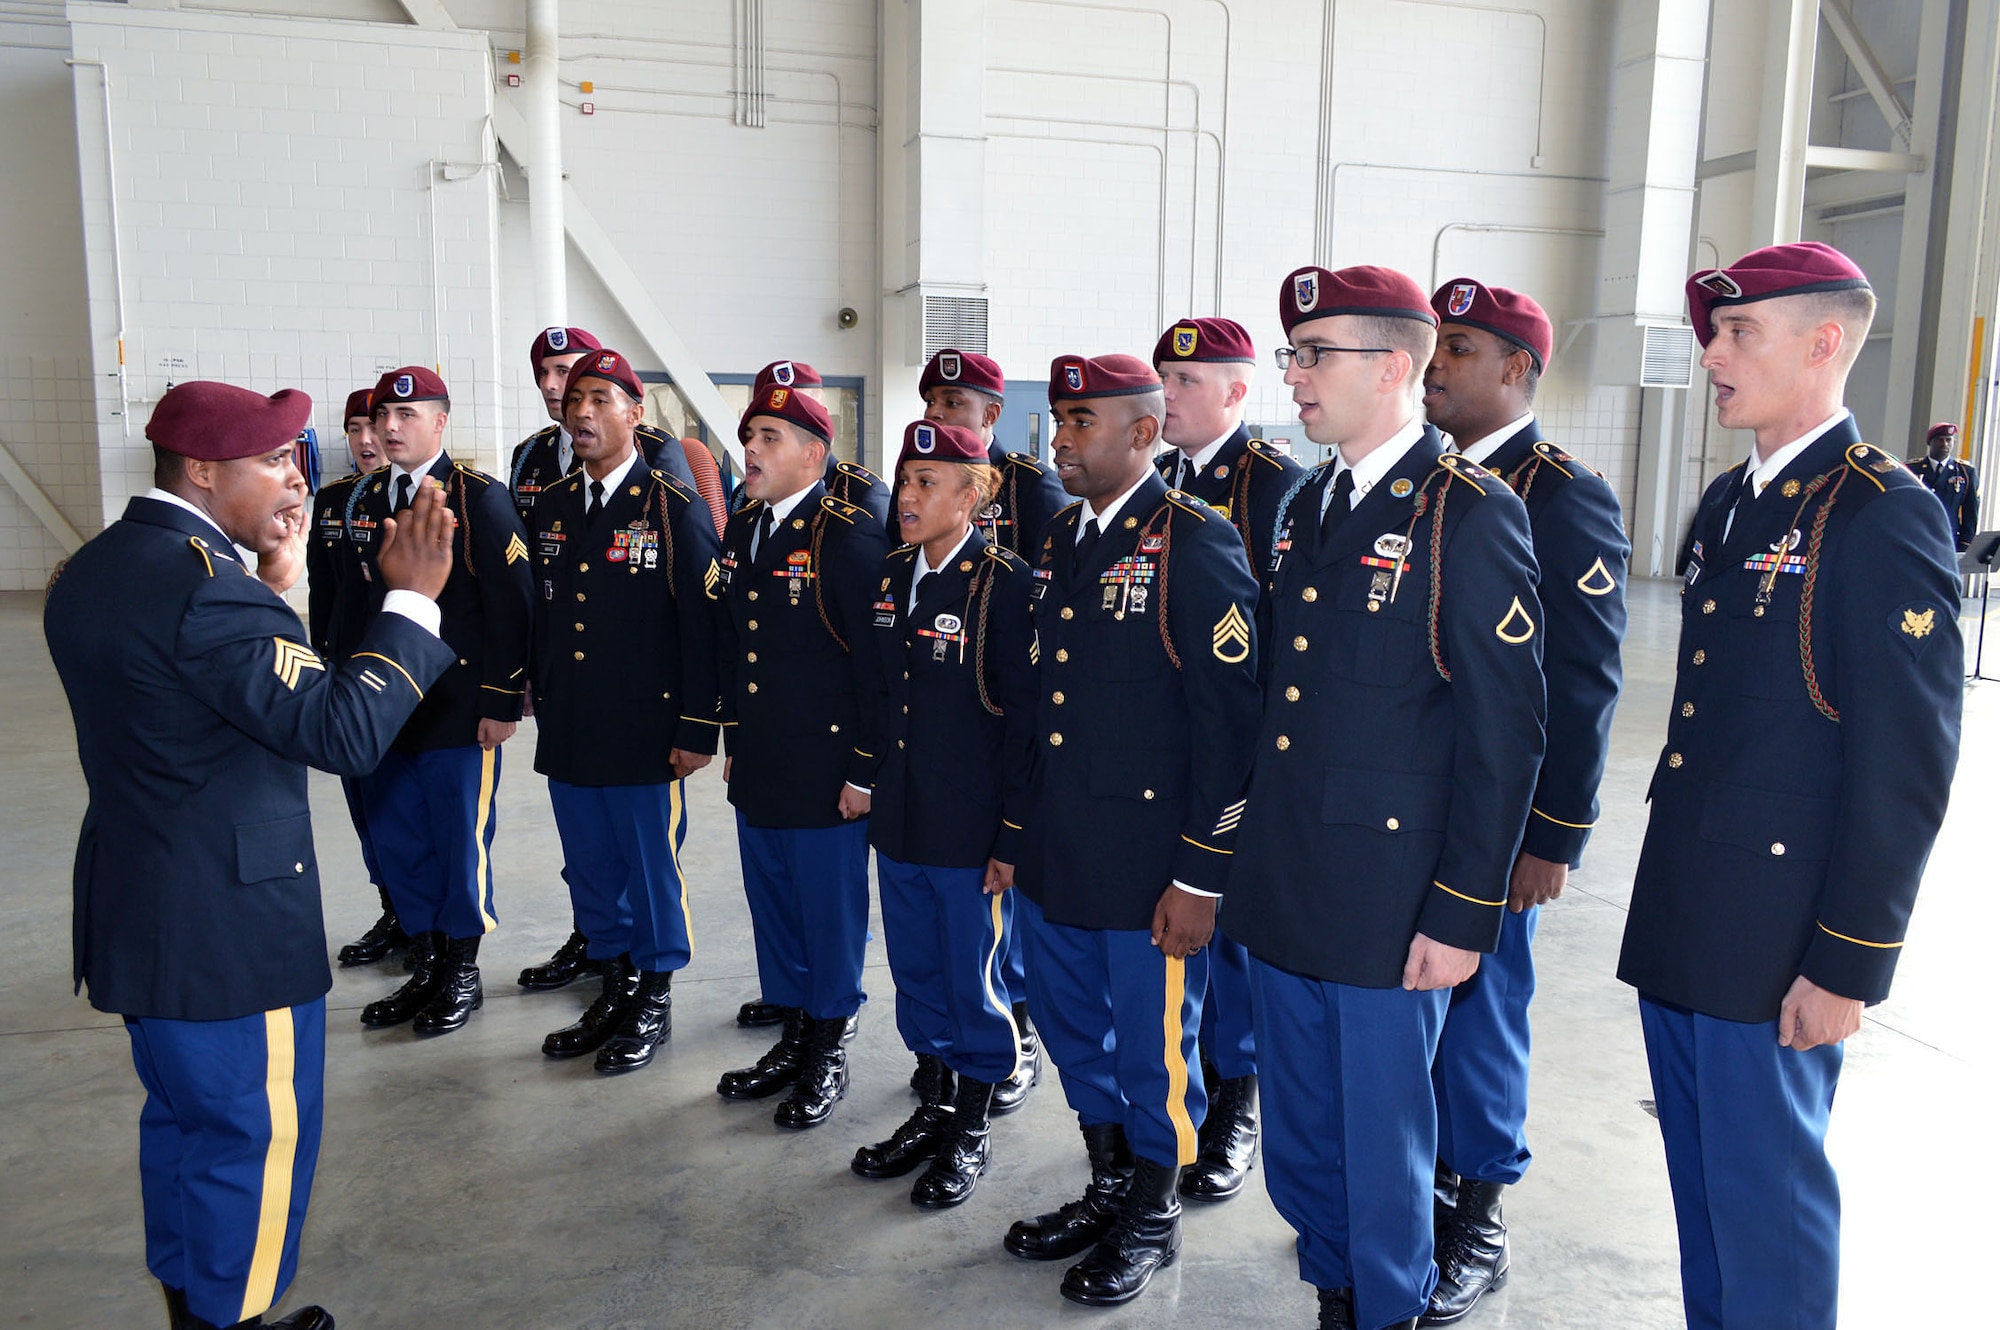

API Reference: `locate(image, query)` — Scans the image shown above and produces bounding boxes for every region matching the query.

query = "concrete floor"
[2,578,1991,1329]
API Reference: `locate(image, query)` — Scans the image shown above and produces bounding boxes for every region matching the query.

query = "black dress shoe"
[774,1015,850,1129]
[1180,1073,1259,1202]
[717,1008,808,1099]
[259,1309,336,1330]
[543,955,638,1058]
[517,928,595,990]
[1059,1157,1182,1306]
[336,907,407,967]
[359,932,444,1027]
[1421,1180,1509,1324]
[596,969,674,1073]
[855,1055,954,1178]
[1004,1122,1133,1261]
[162,1283,190,1329]
[990,1005,1040,1116]
[911,1076,994,1209]
[1317,1287,1357,1330]
[737,998,790,1027]
[412,934,482,1035]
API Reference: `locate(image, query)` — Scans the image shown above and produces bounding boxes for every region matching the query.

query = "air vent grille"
[923,296,989,358]
[1641,324,1695,388]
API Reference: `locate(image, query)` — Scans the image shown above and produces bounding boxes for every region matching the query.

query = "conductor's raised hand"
[376,478,455,600]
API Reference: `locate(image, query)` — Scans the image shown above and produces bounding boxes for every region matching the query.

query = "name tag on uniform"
[872,596,897,627]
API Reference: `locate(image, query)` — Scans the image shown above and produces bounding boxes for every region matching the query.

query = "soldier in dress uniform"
[916,345,1061,1114]
[847,420,1037,1208]
[1909,421,1979,552]
[307,388,409,969]
[351,367,534,1038]
[1150,314,1303,1205]
[1419,279,1630,1323]
[1619,243,1963,1330]
[1226,266,1546,1330]
[512,327,705,992]
[713,382,890,1128]
[1002,353,1262,1307]
[46,380,457,1330]
[526,350,724,1073]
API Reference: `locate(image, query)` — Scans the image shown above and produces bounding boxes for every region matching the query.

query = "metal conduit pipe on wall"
[524,0,565,327]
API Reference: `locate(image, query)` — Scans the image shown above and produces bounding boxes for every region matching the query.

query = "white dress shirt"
[1456,412,1538,467]
[1325,415,1429,516]
[1167,426,1237,489]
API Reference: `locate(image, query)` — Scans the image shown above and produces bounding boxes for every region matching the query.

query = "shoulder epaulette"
[1434,453,1493,495]
[737,497,766,514]
[1246,438,1290,469]
[1004,451,1048,475]
[189,536,220,578]
[451,461,500,486]
[1165,488,1213,520]
[836,460,882,485]
[650,469,696,503]
[889,544,919,562]
[820,494,866,524]
[1845,441,1909,493]
[1529,440,1577,478]
[520,423,560,448]
[985,543,1030,572]
[637,422,669,440]
[1054,499,1085,522]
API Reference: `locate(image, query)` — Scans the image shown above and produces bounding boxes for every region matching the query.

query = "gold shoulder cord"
[1792,469,1848,722]
[810,511,845,651]
[1147,506,1182,671]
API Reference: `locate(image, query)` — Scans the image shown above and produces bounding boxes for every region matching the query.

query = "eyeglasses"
[1274,343,1391,370]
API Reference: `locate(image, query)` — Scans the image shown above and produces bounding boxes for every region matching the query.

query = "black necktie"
[753,507,775,560]
[587,479,605,524]
[1174,455,1190,489]
[912,571,934,606]
[1075,517,1102,566]
[394,473,413,512]
[1725,469,1758,540]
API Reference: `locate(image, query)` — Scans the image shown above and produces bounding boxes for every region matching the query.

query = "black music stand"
[1961,531,2000,682]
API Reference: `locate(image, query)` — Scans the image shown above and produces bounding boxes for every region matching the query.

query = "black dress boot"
[854,1053,954,1178]
[1317,1287,1356,1330]
[737,997,790,1027]
[1059,1157,1183,1306]
[337,886,407,967]
[1432,1159,1460,1235]
[774,1015,850,1129]
[1179,1073,1259,1202]
[194,1307,336,1329]
[595,969,674,1073]
[1004,1122,1134,1260]
[1421,1179,1509,1325]
[162,1284,191,1329]
[717,1007,808,1099]
[412,934,483,1035]
[517,927,594,990]
[543,954,638,1058]
[990,1001,1040,1116]
[358,931,444,1027]
[911,1075,994,1209]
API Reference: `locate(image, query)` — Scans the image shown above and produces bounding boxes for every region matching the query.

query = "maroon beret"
[564,348,645,403]
[1154,317,1256,366]
[750,360,823,397]
[1280,265,1437,336]
[1048,353,1162,404]
[1431,278,1553,373]
[920,348,1005,399]
[1686,242,1872,346]
[372,366,450,409]
[1928,422,1959,441]
[742,384,833,446]
[342,388,374,424]
[530,326,601,369]
[898,419,988,468]
[147,381,313,462]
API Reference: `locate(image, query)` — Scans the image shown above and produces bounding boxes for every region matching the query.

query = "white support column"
[524,0,565,328]
[1925,0,2000,448]
[1884,0,1951,448]
[1748,0,1819,247]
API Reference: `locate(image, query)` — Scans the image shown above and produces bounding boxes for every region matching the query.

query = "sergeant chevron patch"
[1212,603,1251,663]
[504,533,529,565]
[703,559,722,600]
[273,639,325,691]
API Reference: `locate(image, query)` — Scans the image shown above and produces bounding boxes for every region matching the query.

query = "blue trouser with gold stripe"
[1251,958,1447,1330]
[1432,902,1536,1184]
[1640,996,1842,1330]
[1198,926,1258,1079]
[125,999,325,1328]
[548,778,693,972]
[876,853,1021,1084]
[1016,893,1206,1168]
[358,744,500,939]
[735,815,870,1020]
